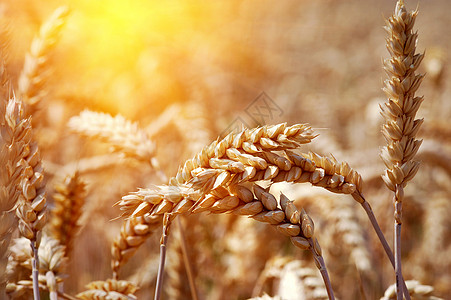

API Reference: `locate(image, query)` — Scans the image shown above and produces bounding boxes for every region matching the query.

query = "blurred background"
[2,0,450,299]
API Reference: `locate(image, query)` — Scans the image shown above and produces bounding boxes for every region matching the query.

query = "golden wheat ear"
[381,1,425,298]
[47,172,86,257]
[68,110,158,165]
[19,6,70,118]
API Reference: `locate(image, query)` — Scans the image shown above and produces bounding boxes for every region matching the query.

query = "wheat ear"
[111,214,163,279]
[1,96,28,292]
[76,279,138,300]
[4,98,47,300]
[68,110,159,167]
[18,6,69,117]
[48,172,86,257]
[6,234,67,299]
[381,1,425,298]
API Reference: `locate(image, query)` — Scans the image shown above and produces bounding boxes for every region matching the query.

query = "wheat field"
[1,0,450,299]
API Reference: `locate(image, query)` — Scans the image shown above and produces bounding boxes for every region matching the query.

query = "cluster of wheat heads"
[1,0,450,299]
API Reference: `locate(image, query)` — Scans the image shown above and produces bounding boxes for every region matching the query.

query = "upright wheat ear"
[48,172,86,257]
[381,1,424,298]
[18,6,69,117]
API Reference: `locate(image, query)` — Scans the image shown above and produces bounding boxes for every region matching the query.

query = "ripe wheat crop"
[1,0,450,299]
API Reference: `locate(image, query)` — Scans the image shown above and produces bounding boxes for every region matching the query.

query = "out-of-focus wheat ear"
[247,295,282,300]
[252,257,328,300]
[76,279,138,300]
[5,234,67,299]
[173,98,212,156]
[68,110,159,168]
[18,6,69,118]
[48,172,86,257]
[381,1,425,298]
[381,280,444,300]
[111,214,163,279]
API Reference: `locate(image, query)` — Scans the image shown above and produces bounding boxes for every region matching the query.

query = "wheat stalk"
[18,6,69,117]
[381,1,425,298]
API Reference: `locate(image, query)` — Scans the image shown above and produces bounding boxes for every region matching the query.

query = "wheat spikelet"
[76,279,138,300]
[68,110,157,165]
[170,123,317,185]
[18,6,69,116]
[381,280,443,300]
[48,172,86,256]
[111,214,163,279]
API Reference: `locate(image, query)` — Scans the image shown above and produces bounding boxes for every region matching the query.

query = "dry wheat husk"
[76,279,138,300]
[18,6,69,117]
